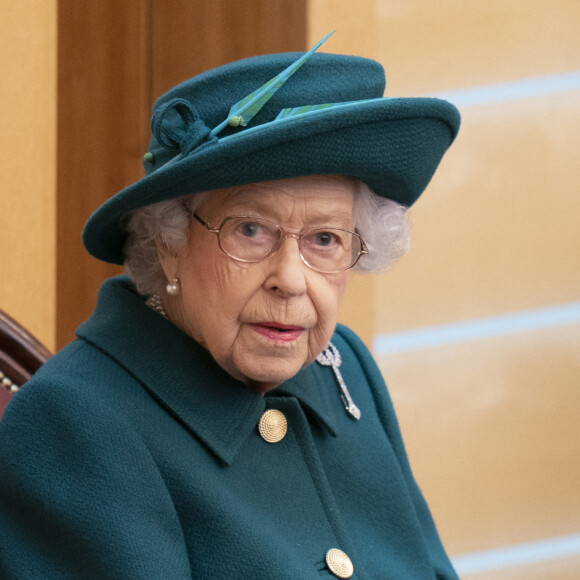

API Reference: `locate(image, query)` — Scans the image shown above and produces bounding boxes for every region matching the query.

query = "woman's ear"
[156,239,179,282]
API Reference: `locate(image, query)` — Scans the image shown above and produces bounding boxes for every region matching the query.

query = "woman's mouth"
[250,322,305,343]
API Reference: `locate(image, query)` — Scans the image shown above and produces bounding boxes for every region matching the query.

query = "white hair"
[124,179,410,296]
[352,180,410,272]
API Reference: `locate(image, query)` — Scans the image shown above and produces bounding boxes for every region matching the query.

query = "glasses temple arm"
[192,212,220,234]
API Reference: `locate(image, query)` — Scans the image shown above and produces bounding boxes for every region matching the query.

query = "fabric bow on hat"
[151,98,214,157]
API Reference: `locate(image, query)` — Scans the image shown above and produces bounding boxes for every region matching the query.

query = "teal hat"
[83,33,460,265]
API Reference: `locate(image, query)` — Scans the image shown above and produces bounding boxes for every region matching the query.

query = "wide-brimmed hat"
[83,33,460,265]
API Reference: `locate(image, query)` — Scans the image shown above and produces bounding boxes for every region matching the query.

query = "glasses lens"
[300,228,362,273]
[219,217,281,262]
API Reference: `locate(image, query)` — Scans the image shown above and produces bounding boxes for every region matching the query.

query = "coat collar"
[76,276,338,465]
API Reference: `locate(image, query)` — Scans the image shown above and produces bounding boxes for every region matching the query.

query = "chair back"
[0,309,52,419]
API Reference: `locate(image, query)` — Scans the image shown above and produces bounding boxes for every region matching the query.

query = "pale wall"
[0,0,57,350]
[311,2,580,578]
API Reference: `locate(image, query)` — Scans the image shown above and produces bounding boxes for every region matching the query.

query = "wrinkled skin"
[157,175,355,395]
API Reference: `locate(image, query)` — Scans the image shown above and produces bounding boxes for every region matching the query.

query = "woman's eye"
[313,231,338,247]
[239,222,262,237]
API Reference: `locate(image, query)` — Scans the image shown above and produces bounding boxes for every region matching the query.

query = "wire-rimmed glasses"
[193,213,368,274]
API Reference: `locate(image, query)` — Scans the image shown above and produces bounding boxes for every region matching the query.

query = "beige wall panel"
[339,272,377,346]
[465,554,580,580]
[374,90,580,334]
[378,323,580,556]
[310,0,580,93]
[319,1,580,344]
[0,1,57,350]
[340,92,580,343]
[311,4,580,574]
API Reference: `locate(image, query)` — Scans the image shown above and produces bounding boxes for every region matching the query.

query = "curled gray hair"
[352,180,409,272]
[124,180,409,296]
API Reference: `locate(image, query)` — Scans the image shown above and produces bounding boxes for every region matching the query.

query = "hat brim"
[83,96,460,264]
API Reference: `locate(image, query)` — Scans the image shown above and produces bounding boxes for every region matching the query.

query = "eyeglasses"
[193,213,368,274]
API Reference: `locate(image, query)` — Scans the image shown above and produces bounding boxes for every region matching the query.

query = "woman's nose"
[263,236,308,297]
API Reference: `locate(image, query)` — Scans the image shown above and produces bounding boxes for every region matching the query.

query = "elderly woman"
[0,37,460,579]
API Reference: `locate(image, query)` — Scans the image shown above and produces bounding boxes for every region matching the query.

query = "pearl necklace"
[146,292,168,320]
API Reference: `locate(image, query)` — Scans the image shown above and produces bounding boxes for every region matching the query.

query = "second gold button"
[325,548,354,579]
[258,409,287,443]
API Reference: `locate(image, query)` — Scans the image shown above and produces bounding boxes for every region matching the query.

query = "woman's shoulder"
[0,336,163,485]
[1,337,139,430]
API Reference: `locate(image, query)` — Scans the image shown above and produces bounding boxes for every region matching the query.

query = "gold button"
[258,409,287,443]
[325,548,353,579]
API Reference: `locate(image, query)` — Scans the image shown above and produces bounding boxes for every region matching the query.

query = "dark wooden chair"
[0,309,52,419]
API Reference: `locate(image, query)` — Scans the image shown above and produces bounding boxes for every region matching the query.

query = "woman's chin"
[236,357,304,395]
[244,378,281,396]
[203,339,305,394]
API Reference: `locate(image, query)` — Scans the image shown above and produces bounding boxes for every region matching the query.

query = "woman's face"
[158,175,355,394]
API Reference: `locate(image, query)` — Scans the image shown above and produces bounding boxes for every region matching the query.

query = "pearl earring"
[166,277,180,296]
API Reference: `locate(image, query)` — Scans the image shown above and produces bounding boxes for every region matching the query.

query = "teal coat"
[0,277,458,579]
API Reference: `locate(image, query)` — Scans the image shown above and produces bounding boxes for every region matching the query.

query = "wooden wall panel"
[149,0,307,100]
[56,0,307,349]
[56,1,149,347]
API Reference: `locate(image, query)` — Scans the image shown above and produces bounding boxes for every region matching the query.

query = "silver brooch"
[316,342,361,420]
